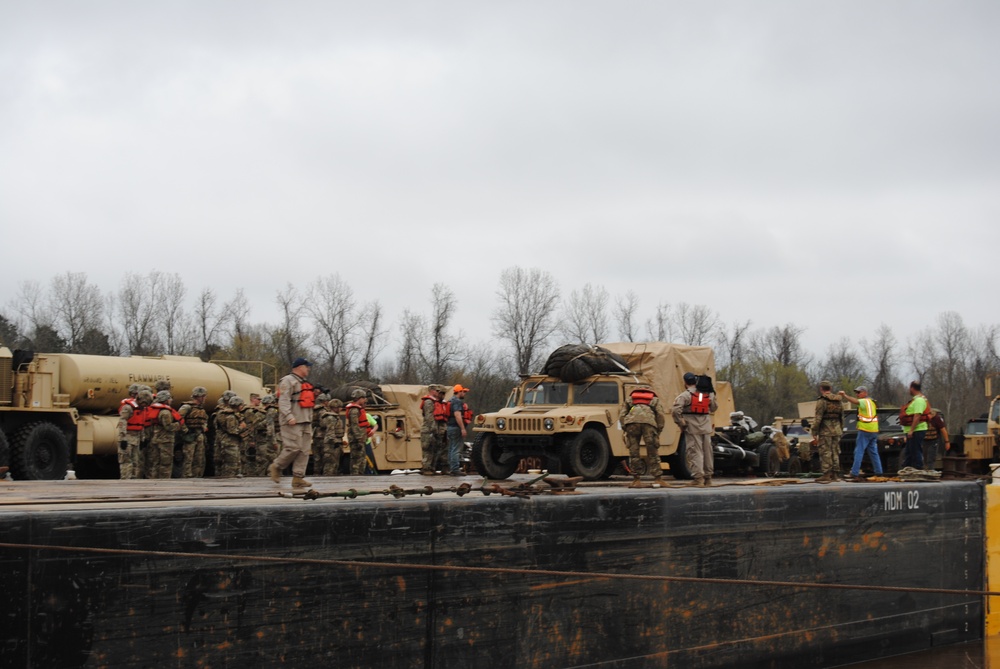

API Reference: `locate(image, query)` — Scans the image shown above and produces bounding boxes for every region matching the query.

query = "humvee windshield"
[966,420,989,436]
[991,401,1000,424]
[523,382,569,405]
[573,382,619,404]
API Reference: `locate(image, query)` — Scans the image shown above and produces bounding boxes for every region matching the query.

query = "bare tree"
[357,300,387,379]
[420,283,463,381]
[492,267,560,375]
[861,324,902,405]
[194,287,231,360]
[114,272,160,356]
[754,323,809,368]
[716,319,753,385]
[613,291,640,342]
[561,283,610,343]
[395,309,424,384]
[158,273,187,355]
[644,302,673,341]
[11,280,51,335]
[274,283,307,366]
[47,272,106,353]
[305,275,357,379]
[818,337,867,391]
[672,303,719,346]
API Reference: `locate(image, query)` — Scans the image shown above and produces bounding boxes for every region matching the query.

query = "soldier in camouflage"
[621,386,666,487]
[420,385,448,475]
[149,390,182,479]
[810,380,844,483]
[241,393,269,476]
[345,389,370,475]
[116,383,147,480]
[319,398,346,475]
[178,386,210,478]
[311,394,331,475]
[260,394,281,468]
[215,395,246,477]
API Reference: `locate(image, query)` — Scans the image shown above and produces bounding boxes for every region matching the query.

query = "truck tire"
[12,421,70,480]
[0,429,9,472]
[666,434,692,480]
[471,432,516,480]
[787,454,802,475]
[757,444,783,477]
[563,428,610,480]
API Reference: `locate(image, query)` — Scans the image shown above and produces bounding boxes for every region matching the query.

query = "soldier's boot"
[292,476,312,488]
[653,474,664,485]
[815,472,834,483]
[704,477,712,487]
[420,468,435,476]
[268,462,281,484]
[692,476,705,488]
[629,476,644,489]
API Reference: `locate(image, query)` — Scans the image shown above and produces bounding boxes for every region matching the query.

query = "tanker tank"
[52,353,268,411]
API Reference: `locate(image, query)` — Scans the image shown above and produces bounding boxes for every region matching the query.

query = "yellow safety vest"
[857,397,879,433]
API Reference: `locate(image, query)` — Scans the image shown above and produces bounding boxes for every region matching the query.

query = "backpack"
[695,375,715,394]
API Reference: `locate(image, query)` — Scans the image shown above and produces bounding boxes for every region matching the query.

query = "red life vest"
[296,381,316,408]
[346,402,368,431]
[423,396,451,422]
[688,391,712,414]
[121,398,147,432]
[630,389,655,405]
[150,402,184,425]
[462,403,473,425]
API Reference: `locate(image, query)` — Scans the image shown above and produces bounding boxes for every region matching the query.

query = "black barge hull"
[0,478,984,668]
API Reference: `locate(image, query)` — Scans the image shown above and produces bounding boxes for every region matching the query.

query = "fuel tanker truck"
[0,345,268,480]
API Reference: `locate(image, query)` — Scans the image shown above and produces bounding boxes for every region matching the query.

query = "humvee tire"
[757,443,783,477]
[666,434,692,480]
[12,421,69,480]
[472,432,517,480]
[563,428,610,480]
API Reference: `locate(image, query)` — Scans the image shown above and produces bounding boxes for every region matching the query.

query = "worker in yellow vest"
[840,386,884,479]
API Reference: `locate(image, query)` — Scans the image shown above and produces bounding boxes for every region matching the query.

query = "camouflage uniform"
[319,403,345,475]
[242,404,269,476]
[149,392,182,479]
[346,394,369,475]
[262,397,281,465]
[811,386,844,480]
[311,398,330,475]
[620,390,665,479]
[420,387,448,473]
[116,386,146,479]
[178,389,210,478]
[215,398,245,477]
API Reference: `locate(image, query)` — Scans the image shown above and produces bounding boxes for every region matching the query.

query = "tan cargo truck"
[0,346,267,480]
[471,342,734,480]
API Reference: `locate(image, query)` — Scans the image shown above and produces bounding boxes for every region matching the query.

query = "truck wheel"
[12,421,69,480]
[787,455,802,475]
[563,429,611,480]
[0,429,10,473]
[471,433,516,480]
[666,434,692,480]
[757,444,783,477]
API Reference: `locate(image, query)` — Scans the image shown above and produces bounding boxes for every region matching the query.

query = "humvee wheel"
[12,421,69,480]
[0,429,9,475]
[471,433,516,480]
[666,434,692,480]
[787,455,802,475]
[757,444,783,477]
[564,428,610,480]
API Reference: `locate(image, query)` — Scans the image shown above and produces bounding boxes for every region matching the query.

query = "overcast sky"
[1,1,997,370]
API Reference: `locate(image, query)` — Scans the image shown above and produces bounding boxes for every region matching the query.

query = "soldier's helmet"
[351,388,367,399]
[317,393,331,403]
[155,380,172,392]
[137,389,154,405]
[261,394,276,405]
[128,383,140,395]
[192,386,208,397]
[229,395,244,407]
[222,390,236,399]
[330,398,344,408]
[154,390,171,404]
[139,385,153,394]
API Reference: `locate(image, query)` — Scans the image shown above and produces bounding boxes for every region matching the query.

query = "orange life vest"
[423,396,451,422]
[121,398,147,432]
[688,391,712,414]
[150,402,184,425]
[630,389,655,405]
[346,402,368,431]
[462,403,473,425]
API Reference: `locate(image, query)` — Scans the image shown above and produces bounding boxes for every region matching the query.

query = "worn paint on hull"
[0,479,985,668]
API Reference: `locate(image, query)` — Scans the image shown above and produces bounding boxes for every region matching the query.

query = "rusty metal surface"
[0,477,985,668]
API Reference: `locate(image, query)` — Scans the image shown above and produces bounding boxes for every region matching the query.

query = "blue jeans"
[446,426,464,474]
[851,431,883,476]
[903,430,926,469]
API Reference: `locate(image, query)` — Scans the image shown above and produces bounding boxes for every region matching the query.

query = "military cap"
[191,386,208,397]
[229,395,244,407]
[683,373,697,385]
[154,390,171,403]
[819,380,832,390]
[317,393,331,403]
[330,398,344,408]
[221,390,236,399]
[154,380,172,392]
[261,394,276,405]
[128,383,140,395]
[136,389,154,405]
[249,392,260,399]
[351,388,367,399]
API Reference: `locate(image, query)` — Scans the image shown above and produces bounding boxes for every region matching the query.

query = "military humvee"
[471,342,735,480]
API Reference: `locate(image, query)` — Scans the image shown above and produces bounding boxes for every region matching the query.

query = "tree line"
[2,269,997,433]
